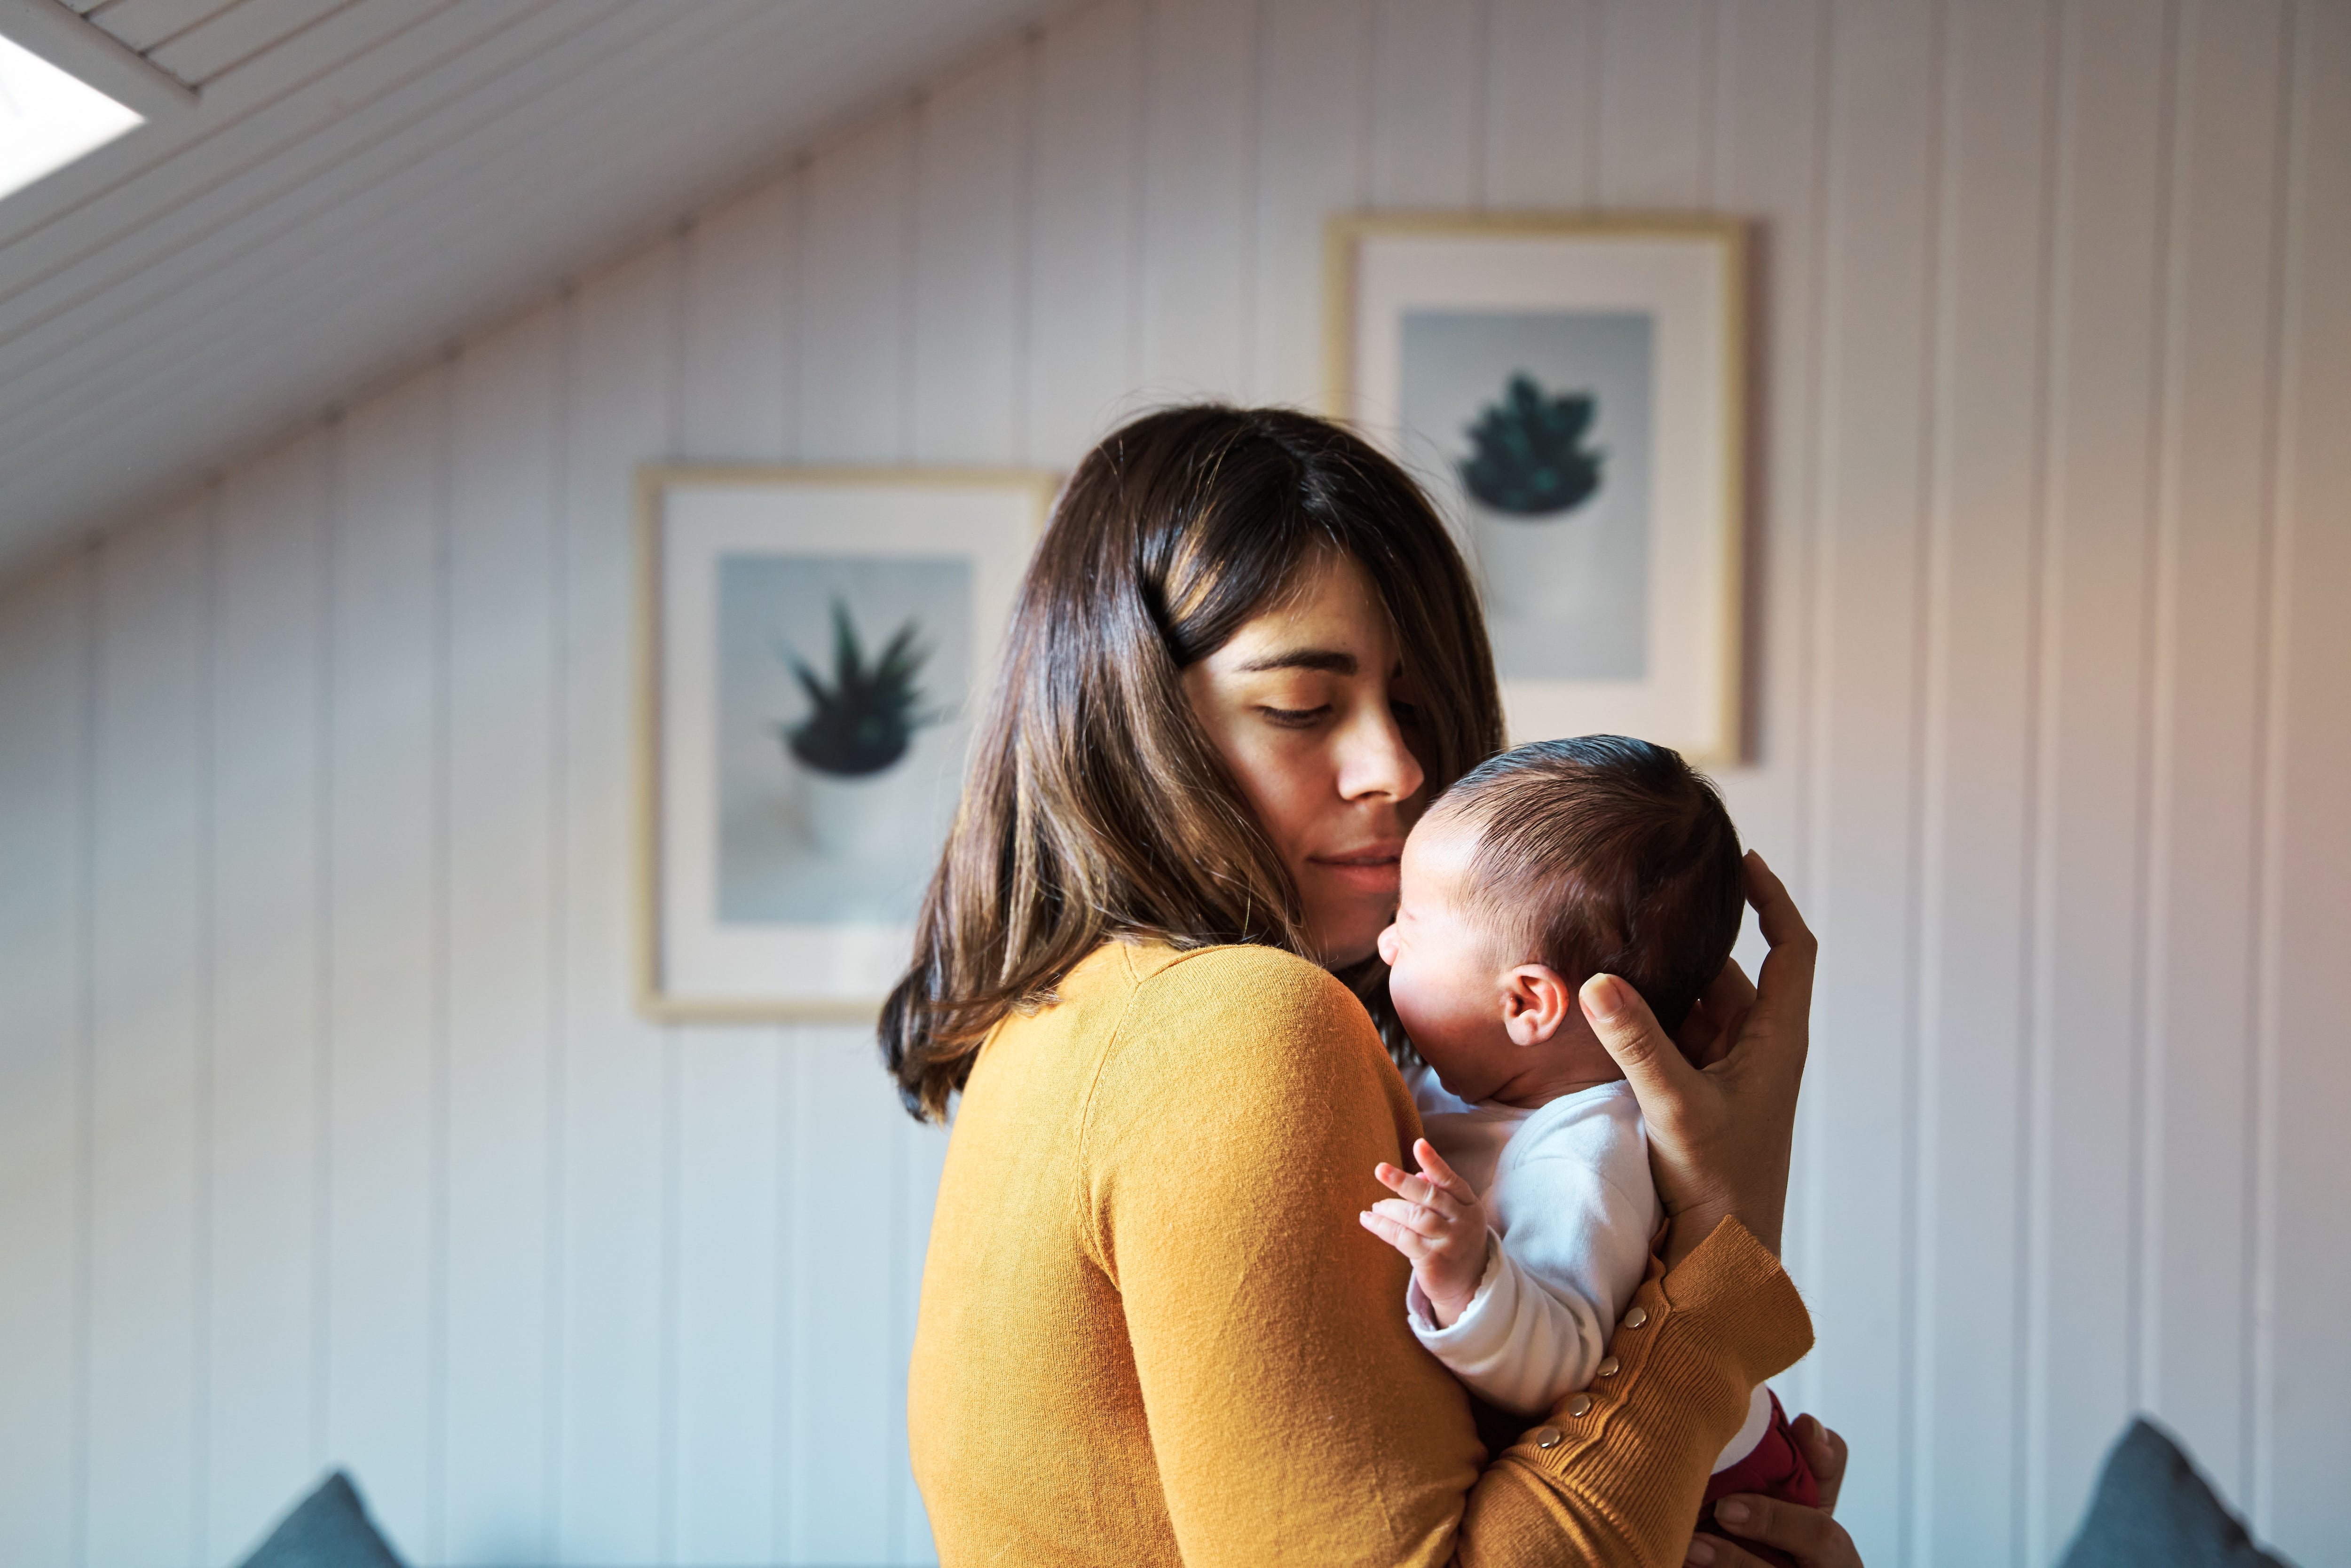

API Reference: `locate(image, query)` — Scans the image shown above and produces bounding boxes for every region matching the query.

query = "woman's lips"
[1309,843,1404,890]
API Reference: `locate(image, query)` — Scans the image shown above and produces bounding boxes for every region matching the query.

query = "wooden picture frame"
[1327,213,1746,764]
[636,465,1056,1022]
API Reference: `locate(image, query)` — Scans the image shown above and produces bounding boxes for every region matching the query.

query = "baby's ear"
[1500,965,1573,1046]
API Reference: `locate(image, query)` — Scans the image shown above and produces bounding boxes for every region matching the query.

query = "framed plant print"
[1327,214,1745,763]
[637,466,1055,1021]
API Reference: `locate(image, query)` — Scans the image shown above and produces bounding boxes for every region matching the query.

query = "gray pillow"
[236,1470,407,1568]
[2057,1418,2294,1568]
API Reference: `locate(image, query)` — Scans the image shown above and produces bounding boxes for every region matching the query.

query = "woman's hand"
[1685,1415,1857,1566]
[1685,1497,1861,1567]
[1578,851,1815,1266]
[1794,1413,1848,1513]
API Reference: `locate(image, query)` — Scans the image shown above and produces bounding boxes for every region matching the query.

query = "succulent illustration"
[1457,372,1605,518]
[777,599,937,778]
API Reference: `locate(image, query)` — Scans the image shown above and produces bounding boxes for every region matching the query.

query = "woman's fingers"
[1742,851,1807,946]
[1687,1534,1811,1568]
[1694,954,1759,1027]
[1791,1415,1848,1514]
[1582,974,1704,1105]
[1586,856,1817,1269]
[1700,1495,1862,1567]
[1583,970,1742,1265]
[1743,852,1819,1025]
[1675,966,1752,1070]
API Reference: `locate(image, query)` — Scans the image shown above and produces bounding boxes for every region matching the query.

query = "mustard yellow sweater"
[908,940,1813,1567]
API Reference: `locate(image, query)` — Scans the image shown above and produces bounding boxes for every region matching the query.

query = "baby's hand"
[1360,1138,1490,1328]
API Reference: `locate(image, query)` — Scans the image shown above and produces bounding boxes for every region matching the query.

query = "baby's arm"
[1404,1243,1609,1415]
[1358,1138,1488,1326]
[1367,1137,1649,1416]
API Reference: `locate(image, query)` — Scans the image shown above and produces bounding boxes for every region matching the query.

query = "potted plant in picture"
[777,598,939,859]
[1457,372,1606,621]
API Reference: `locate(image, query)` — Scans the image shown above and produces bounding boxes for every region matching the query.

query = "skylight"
[0,30,142,204]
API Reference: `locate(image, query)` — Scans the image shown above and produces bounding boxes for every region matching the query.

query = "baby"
[1361,734,1817,1552]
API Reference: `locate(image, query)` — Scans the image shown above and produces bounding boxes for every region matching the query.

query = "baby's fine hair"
[1432,734,1743,1037]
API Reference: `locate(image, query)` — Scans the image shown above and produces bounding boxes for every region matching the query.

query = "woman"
[884,406,1859,1568]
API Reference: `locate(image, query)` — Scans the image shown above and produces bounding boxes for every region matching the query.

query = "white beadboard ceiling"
[0,0,1060,580]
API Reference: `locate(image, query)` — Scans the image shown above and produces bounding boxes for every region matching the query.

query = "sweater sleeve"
[1080,946,1814,1568]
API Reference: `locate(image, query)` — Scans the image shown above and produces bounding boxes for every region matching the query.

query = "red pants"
[1696,1390,1819,1568]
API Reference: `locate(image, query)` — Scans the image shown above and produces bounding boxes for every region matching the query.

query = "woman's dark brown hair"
[880,404,1504,1121]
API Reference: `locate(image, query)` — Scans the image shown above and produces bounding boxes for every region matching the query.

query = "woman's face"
[1181,551,1428,967]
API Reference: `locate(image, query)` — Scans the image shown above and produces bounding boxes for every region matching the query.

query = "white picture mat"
[655,481,1035,1009]
[1349,231,1734,757]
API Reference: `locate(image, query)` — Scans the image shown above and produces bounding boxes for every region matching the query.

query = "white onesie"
[1407,1066,1772,1471]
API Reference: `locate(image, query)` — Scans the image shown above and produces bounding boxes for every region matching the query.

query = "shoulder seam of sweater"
[1072,955,1148,1283]
[1137,939,1336,993]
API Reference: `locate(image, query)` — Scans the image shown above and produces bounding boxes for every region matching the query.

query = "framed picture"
[1326,214,1745,763]
[636,466,1055,1021]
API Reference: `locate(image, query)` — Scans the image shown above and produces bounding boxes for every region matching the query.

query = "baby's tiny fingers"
[1375,1162,1444,1211]
[1412,1139,1477,1201]
[1359,1209,1428,1259]
[1371,1197,1455,1239]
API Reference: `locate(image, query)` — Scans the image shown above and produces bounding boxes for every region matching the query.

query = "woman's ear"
[1501,965,1572,1045]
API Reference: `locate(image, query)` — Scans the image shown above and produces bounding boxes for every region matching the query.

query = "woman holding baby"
[884,405,1863,1568]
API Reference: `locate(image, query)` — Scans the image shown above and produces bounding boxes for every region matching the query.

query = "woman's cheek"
[1233,740,1318,867]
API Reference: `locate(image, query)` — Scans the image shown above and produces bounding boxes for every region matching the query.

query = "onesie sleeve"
[1407,1230,1611,1416]
[1081,946,1814,1568]
[1408,1093,1661,1416]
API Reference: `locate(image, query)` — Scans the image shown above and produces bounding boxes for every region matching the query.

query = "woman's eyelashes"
[1257,703,1333,728]
[1254,692,1419,731]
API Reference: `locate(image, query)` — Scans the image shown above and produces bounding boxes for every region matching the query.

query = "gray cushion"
[236,1470,407,1568]
[2057,1418,2294,1568]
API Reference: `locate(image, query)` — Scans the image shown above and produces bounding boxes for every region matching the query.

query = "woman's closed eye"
[1258,703,1333,727]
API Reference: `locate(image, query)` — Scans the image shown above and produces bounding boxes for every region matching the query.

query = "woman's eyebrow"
[1236,648,1357,675]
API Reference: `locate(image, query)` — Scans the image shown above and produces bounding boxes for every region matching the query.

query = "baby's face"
[1374,813,1517,1096]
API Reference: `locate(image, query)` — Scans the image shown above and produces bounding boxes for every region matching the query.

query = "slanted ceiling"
[0,0,1058,581]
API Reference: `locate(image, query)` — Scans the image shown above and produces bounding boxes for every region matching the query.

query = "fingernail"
[1685,1541,1715,1566]
[1582,975,1626,1020]
[1716,1500,1749,1526]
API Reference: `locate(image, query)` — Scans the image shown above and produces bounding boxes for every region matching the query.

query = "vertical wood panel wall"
[0,1,2342,1564]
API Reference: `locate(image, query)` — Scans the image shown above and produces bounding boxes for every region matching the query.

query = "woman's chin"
[1305,912,1396,971]
[1301,871,1400,966]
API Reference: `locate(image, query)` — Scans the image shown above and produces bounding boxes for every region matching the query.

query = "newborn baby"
[1361,735,1816,1554]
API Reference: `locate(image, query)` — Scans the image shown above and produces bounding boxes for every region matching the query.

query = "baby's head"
[1375,735,1744,1107]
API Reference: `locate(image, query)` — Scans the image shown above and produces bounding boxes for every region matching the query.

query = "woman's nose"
[1336,698,1425,804]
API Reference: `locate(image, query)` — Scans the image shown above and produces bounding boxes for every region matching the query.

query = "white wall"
[1,1,2344,1565]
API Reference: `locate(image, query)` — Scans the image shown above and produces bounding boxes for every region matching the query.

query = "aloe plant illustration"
[1458,372,1605,517]
[777,599,937,777]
